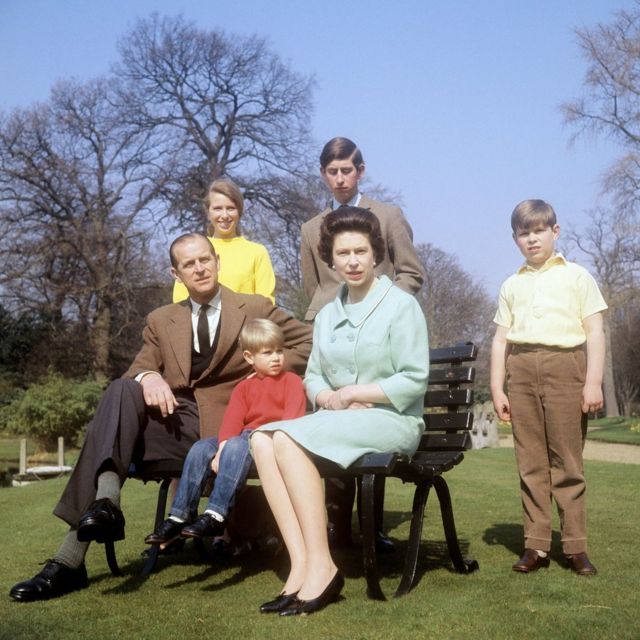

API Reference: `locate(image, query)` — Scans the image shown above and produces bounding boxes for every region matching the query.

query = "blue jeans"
[169,430,253,521]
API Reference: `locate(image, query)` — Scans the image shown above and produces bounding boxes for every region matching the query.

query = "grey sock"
[96,470,121,507]
[53,529,89,569]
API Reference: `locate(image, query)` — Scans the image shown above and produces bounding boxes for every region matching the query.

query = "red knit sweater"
[217,371,306,442]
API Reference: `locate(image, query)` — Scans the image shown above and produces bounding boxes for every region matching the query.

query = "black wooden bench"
[104,343,479,599]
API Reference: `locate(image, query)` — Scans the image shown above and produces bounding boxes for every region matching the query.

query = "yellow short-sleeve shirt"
[493,254,607,348]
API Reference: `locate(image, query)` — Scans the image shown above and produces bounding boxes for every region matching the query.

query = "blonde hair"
[204,179,244,236]
[239,319,284,354]
[511,199,557,233]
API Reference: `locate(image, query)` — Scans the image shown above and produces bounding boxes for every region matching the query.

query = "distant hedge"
[0,373,106,450]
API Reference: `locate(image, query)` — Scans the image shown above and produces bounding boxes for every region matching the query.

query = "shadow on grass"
[94,506,473,598]
[96,539,284,595]
[483,522,522,556]
[338,505,476,596]
[483,522,563,560]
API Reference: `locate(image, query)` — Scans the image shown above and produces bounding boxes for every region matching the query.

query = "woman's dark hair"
[318,207,385,267]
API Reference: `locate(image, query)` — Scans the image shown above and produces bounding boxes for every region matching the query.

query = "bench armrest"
[349,452,410,474]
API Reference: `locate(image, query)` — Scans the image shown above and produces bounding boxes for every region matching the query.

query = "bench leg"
[105,541,123,576]
[141,546,160,576]
[359,473,386,600]
[140,477,173,576]
[394,480,431,598]
[433,475,479,574]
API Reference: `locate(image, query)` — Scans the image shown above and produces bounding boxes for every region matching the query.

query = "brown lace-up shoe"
[512,549,550,573]
[565,552,597,576]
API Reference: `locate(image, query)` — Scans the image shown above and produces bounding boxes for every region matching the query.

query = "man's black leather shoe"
[144,518,185,546]
[374,530,396,554]
[77,498,125,543]
[9,560,88,602]
[181,513,225,539]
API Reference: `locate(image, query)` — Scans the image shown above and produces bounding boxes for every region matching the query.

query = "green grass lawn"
[0,437,80,478]
[0,437,40,464]
[0,448,638,640]
[587,417,640,445]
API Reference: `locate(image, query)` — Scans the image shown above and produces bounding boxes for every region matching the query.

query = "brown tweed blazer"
[300,195,425,320]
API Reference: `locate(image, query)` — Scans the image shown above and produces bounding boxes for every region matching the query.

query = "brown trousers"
[506,345,588,554]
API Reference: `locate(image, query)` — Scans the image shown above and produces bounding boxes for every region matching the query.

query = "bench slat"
[418,432,472,451]
[425,388,474,407]
[429,343,477,364]
[428,366,475,385]
[424,412,473,431]
[413,450,465,465]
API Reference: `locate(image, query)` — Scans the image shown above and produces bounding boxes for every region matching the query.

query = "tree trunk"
[91,294,112,378]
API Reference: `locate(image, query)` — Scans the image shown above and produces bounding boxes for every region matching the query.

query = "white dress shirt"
[190,289,222,353]
[331,192,362,210]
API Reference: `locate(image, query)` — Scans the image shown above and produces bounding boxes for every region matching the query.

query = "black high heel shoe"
[259,591,299,614]
[279,571,344,616]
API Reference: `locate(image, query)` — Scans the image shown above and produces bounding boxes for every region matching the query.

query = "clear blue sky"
[0,0,626,297]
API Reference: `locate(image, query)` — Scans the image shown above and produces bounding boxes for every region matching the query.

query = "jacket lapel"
[198,286,246,381]
[167,301,193,384]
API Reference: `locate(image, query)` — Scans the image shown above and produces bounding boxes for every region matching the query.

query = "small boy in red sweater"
[145,319,306,545]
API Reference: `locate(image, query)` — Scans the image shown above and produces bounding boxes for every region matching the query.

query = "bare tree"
[415,243,494,398]
[416,243,494,348]
[562,3,640,207]
[239,172,325,316]
[114,14,315,231]
[0,77,170,377]
[565,208,640,416]
[1,15,318,378]
[562,4,640,415]
[610,296,640,415]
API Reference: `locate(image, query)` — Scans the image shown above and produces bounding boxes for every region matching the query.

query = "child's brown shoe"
[512,549,550,573]
[565,552,597,576]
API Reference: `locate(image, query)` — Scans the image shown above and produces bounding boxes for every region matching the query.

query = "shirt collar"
[190,288,222,314]
[330,275,394,329]
[331,192,362,210]
[517,252,567,274]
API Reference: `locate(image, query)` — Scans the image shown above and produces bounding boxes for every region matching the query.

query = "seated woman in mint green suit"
[251,207,429,616]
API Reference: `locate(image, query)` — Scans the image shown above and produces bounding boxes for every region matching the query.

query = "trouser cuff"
[562,538,587,555]
[524,536,551,553]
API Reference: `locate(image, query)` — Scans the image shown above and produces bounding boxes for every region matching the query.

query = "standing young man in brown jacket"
[300,137,424,321]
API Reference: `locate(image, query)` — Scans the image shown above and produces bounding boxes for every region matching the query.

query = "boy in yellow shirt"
[491,199,607,576]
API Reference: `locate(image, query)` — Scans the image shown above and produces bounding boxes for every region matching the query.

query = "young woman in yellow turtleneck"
[173,179,276,303]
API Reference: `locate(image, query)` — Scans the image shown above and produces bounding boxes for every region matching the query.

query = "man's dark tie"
[197,304,211,356]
